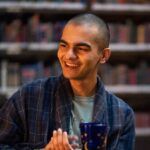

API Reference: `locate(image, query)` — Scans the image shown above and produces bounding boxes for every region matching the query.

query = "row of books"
[0,14,149,43]
[135,112,150,128]
[6,61,61,87]
[109,22,150,43]
[99,61,150,85]
[0,60,149,87]
[0,14,66,43]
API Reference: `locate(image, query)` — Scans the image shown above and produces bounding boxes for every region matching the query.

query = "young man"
[0,14,135,150]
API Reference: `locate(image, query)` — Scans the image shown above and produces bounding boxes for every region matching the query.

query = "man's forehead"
[64,22,98,30]
[62,22,100,37]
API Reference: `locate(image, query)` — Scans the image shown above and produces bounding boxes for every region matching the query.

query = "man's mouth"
[65,62,80,68]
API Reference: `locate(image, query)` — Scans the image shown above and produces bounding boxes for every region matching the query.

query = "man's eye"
[59,43,66,48]
[77,47,88,51]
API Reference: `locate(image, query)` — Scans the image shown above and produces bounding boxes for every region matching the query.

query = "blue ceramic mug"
[79,122,108,150]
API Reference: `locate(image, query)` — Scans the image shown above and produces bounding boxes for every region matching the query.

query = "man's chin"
[63,73,84,81]
[63,75,76,80]
[63,73,79,80]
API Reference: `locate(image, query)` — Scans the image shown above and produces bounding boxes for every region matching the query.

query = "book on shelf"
[137,24,145,43]
[126,20,136,43]
[135,112,150,128]
[118,24,130,43]
[115,64,128,84]
[137,61,150,85]
[109,23,119,43]
[145,23,150,43]
[0,22,5,42]
[128,68,137,85]
[7,63,21,87]
[4,19,27,42]
[137,23,150,44]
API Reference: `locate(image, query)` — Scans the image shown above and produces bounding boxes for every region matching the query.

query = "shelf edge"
[0,43,150,53]
[91,3,150,13]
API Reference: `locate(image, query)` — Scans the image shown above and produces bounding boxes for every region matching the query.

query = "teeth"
[65,62,79,67]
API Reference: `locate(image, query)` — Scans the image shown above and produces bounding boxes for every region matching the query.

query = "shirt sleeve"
[0,90,27,149]
[0,80,47,149]
[115,107,135,150]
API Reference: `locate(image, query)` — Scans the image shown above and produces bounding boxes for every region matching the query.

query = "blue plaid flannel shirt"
[0,75,135,150]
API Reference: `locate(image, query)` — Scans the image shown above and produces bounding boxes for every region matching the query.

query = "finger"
[57,128,63,150]
[50,137,55,150]
[63,131,73,150]
[52,130,57,150]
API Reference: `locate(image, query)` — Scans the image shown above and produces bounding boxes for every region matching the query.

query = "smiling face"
[57,23,102,81]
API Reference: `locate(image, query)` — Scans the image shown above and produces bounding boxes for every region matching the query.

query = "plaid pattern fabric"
[0,75,135,150]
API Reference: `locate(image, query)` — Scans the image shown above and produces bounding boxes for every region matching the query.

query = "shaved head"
[65,13,110,51]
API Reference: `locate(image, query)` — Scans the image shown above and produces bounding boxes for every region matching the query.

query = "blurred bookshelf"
[0,1,150,150]
[91,3,150,14]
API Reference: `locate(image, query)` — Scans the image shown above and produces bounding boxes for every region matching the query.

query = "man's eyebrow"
[75,42,91,48]
[59,39,91,48]
[59,39,68,44]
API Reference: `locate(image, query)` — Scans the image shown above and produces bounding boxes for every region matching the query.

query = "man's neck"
[70,77,97,97]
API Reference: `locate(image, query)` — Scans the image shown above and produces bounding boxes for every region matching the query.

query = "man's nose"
[65,48,77,59]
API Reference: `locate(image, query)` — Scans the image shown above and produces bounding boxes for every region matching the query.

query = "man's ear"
[99,48,111,64]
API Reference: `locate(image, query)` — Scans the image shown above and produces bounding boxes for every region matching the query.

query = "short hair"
[67,13,110,51]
